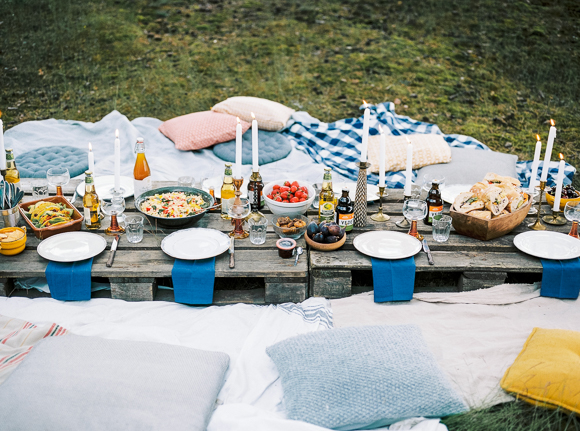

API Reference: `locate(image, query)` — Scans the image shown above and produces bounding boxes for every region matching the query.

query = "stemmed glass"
[46,167,70,197]
[402,199,428,240]
[101,192,126,235]
[564,202,580,239]
[527,187,540,215]
[228,198,250,239]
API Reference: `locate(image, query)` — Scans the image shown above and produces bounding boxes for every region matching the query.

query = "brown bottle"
[424,180,443,225]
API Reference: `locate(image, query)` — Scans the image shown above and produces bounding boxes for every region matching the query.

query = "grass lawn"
[1,0,580,428]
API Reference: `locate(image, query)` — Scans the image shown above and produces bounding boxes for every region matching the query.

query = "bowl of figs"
[305,220,347,251]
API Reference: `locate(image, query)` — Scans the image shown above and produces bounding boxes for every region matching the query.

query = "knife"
[422,238,434,265]
[229,237,235,269]
[106,235,120,267]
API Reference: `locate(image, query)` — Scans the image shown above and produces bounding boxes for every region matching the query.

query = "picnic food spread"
[140,192,206,218]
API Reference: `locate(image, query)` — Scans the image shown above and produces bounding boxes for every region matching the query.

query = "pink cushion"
[159,111,251,151]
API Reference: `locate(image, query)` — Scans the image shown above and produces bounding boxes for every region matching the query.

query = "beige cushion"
[159,111,250,151]
[368,134,452,173]
[212,96,295,131]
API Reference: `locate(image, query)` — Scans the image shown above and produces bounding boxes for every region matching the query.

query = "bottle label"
[338,213,354,231]
[428,205,443,223]
[134,177,152,200]
[319,202,335,222]
[84,208,91,225]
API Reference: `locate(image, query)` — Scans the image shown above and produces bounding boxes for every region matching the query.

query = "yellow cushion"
[500,328,580,414]
[212,96,295,132]
[367,134,452,174]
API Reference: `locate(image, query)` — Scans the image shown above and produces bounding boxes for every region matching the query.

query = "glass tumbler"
[432,215,452,243]
[31,178,49,199]
[125,215,144,244]
[248,216,268,245]
[178,176,194,188]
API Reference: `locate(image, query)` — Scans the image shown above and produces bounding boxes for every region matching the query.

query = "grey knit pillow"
[267,325,466,430]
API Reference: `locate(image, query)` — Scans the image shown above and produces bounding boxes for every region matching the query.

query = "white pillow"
[212,96,295,131]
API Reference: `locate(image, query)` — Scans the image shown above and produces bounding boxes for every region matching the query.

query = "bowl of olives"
[305,220,347,251]
[545,184,580,211]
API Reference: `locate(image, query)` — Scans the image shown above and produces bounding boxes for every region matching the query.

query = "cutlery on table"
[293,246,304,266]
[422,238,434,265]
[229,237,235,269]
[106,235,121,267]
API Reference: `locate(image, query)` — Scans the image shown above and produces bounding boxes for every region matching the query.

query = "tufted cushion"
[17,146,88,178]
[159,111,251,151]
[266,324,466,430]
[501,328,580,414]
[212,130,292,165]
[0,334,230,431]
[212,96,295,132]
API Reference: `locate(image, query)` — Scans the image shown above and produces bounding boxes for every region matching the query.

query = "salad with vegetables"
[140,192,205,218]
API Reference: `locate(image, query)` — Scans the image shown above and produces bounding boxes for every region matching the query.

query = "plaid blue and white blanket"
[284,102,575,188]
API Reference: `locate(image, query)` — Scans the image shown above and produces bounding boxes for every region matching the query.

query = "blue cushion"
[212,130,292,165]
[17,146,88,178]
[266,325,467,430]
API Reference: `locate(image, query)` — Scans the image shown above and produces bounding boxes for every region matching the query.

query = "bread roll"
[453,192,485,213]
[483,172,521,188]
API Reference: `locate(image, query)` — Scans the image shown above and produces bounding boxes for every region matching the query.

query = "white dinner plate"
[333,182,381,202]
[441,184,472,205]
[77,175,134,200]
[203,176,248,199]
[37,232,108,263]
[513,231,580,260]
[161,228,231,260]
[353,231,422,260]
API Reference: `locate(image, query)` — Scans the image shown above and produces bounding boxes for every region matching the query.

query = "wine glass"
[46,167,70,197]
[564,202,580,239]
[527,186,540,215]
[101,192,126,235]
[422,174,446,194]
[402,199,428,240]
[228,198,251,239]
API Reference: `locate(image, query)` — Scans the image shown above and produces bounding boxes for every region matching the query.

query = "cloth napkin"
[171,257,216,305]
[371,257,416,302]
[45,259,93,301]
[539,258,580,299]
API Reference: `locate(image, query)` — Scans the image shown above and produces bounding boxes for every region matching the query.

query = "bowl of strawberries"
[264,180,316,216]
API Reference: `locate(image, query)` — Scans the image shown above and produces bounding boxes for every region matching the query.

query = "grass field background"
[1,1,580,428]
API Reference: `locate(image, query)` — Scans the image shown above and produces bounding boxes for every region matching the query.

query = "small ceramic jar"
[276,238,296,258]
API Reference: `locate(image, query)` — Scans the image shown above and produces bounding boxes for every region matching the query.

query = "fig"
[313,233,325,243]
[338,228,345,239]
[328,222,338,227]
[319,225,330,236]
[306,222,319,238]
[325,235,339,243]
[328,225,341,236]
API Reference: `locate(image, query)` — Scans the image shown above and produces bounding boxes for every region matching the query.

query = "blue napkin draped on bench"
[539,258,580,299]
[45,258,93,301]
[371,257,416,302]
[171,258,216,305]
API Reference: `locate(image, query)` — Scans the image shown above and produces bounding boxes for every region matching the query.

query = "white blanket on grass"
[0,297,445,431]
[331,284,580,409]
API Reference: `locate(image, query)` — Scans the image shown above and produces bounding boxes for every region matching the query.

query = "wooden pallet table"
[0,179,308,304]
[308,189,572,299]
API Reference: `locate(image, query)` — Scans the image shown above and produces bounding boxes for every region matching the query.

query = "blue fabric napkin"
[45,258,93,301]
[372,257,416,302]
[539,258,580,299]
[171,257,216,305]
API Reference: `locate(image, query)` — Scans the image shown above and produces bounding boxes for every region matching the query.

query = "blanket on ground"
[284,102,576,187]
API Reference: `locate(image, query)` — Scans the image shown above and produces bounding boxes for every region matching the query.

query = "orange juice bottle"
[133,137,151,199]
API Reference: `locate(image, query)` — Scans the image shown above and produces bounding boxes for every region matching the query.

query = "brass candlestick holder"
[395,194,412,228]
[230,177,249,239]
[353,161,371,228]
[543,209,567,226]
[528,180,547,230]
[371,185,390,222]
[105,214,125,235]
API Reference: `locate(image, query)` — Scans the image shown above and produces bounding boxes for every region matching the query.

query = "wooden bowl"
[450,193,532,241]
[0,227,26,256]
[19,196,83,240]
[545,192,580,211]
[305,232,347,251]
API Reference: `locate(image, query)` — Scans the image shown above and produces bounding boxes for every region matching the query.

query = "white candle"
[0,119,5,171]
[360,100,370,162]
[527,135,542,195]
[553,154,565,211]
[378,125,386,187]
[88,142,95,175]
[540,120,556,182]
[251,112,259,172]
[114,129,121,192]
[404,138,413,196]
[235,117,242,178]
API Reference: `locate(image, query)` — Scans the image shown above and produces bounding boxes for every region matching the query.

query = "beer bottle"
[133,137,152,199]
[4,149,20,184]
[83,171,101,230]
[424,180,443,225]
[318,168,336,223]
[247,169,264,213]
[335,187,354,232]
[220,163,235,220]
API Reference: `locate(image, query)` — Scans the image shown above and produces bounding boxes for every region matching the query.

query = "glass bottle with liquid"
[133,137,151,199]
[318,168,336,223]
[220,163,235,220]
[4,149,20,184]
[247,170,264,213]
[424,180,443,225]
[83,171,101,230]
[335,187,354,232]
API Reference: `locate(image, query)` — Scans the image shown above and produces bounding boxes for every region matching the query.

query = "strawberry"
[284,181,291,187]
[273,184,280,190]
[291,181,299,188]
[290,186,298,193]
[295,191,303,198]
[300,186,308,193]
[275,196,282,202]
[267,194,273,199]
[299,198,306,202]
[290,197,299,203]
[280,186,290,192]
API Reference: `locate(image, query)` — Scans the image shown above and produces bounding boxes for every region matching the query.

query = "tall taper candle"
[0,119,5,171]
[88,142,95,175]
[235,117,242,178]
[540,119,556,182]
[553,154,565,211]
[251,112,259,172]
[360,100,370,162]
[114,129,121,192]
[379,125,386,187]
[527,135,542,195]
[404,138,413,196]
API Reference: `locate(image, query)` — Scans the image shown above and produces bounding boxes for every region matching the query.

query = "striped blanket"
[0,315,68,384]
